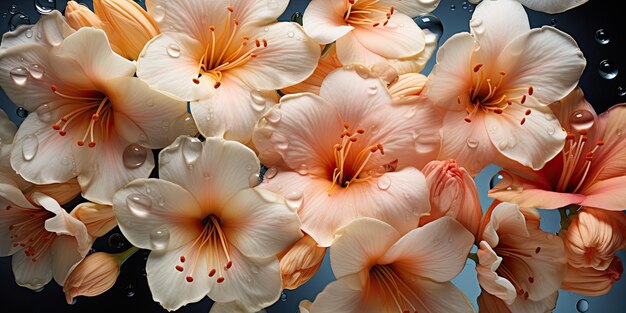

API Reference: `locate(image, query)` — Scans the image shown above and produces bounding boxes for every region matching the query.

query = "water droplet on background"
[265,167,278,179]
[9,4,18,14]
[413,14,443,40]
[150,226,170,250]
[595,28,610,45]
[108,233,126,249]
[450,4,455,11]
[16,107,27,118]
[21,134,38,161]
[10,67,29,85]
[618,86,626,97]
[550,18,557,26]
[598,59,618,79]
[290,11,302,25]
[569,110,595,132]
[122,144,148,169]
[125,284,135,297]
[35,0,56,15]
[576,299,589,312]
[8,12,30,31]
[126,193,152,218]
[280,292,287,302]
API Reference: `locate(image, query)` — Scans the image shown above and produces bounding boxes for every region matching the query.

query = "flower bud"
[63,252,120,304]
[420,159,482,237]
[65,1,103,30]
[93,0,160,60]
[278,234,326,290]
[386,73,427,106]
[70,202,117,238]
[561,257,623,296]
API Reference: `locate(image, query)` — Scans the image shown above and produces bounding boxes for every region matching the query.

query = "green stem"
[114,246,140,266]
[467,252,479,264]
[321,42,335,57]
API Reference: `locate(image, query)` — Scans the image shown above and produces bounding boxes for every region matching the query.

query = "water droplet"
[413,131,440,154]
[547,125,556,135]
[618,86,626,97]
[10,67,29,85]
[497,139,508,150]
[462,4,468,10]
[367,84,378,95]
[595,29,610,45]
[250,90,266,111]
[35,0,56,15]
[264,26,269,32]
[450,4,455,11]
[569,110,595,132]
[8,12,30,31]
[490,171,521,192]
[377,175,391,190]
[28,64,44,79]
[466,138,478,149]
[414,14,443,40]
[280,292,287,302]
[153,4,165,22]
[290,11,302,24]
[36,104,51,122]
[617,128,624,136]
[576,299,589,312]
[33,286,45,293]
[265,167,278,179]
[248,173,260,187]
[126,193,152,218]
[9,4,18,14]
[287,31,294,38]
[125,284,135,297]
[107,233,126,249]
[297,164,309,175]
[21,134,38,161]
[182,137,202,165]
[285,191,303,210]
[16,107,27,118]
[25,28,32,38]
[267,110,281,123]
[150,226,170,250]
[166,44,180,58]
[122,144,148,169]
[598,59,618,79]
[550,18,557,26]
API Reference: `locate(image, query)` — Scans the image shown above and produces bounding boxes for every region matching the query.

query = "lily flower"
[469,0,589,14]
[476,202,566,311]
[253,66,441,246]
[425,0,586,174]
[113,136,302,311]
[490,88,626,211]
[303,0,439,66]
[304,217,475,312]
[0,18,193,205]
[139,0,320,144]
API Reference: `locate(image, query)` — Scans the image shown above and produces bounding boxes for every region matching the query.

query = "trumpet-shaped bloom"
[426,0,585,174]
[303,0,439,66]
[253,67,440,246]
[0,15,193,205]
[139,0,319,143]
[305,217,475,313]
[476,202,566,311]
[490,89,626,211]
[113,137,302,311]
[469,0,588,14]
[0,186,90,290]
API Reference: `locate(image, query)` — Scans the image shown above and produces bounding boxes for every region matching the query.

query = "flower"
[0,16,193,205]
[65,1,104,30]
[490,88,626,211]
[278,233,326,289]
[303,0,438,66]
[469,0,589,14]
[63,252,120,304]
[475,202,566,311]
[253,66,440,246]
[0,186,90,290]
[138,0,320,144]
[70,202,117,238]
[113,136,302,311]
[425,0,586,174]
[304,217,475,312]
[561,257,623,296]
[420,159,482,237]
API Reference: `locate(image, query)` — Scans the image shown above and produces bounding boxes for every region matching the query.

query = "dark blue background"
[0,0,625,312]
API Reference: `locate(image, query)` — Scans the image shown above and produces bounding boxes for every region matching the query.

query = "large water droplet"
[250,90,266,112]
[414,131,440,154]
[21,134,39,161]
[126,193,152,218]
[280,292,287,302]
[8,12,30,31]
[595,29,609,45]
[265,167,278,179]
[123,144,148,169]
[35,0,56,15]
[414,14,443,40]
[297,164,309,175]
[576,299,589,312]
[367,84,378,96]
[28,64,44,79]
[290,11,302,25]
[377,175,391,190]
[182,137,202,165]
[108,233,126,249]
[166,44,180,58]
[150,226,170,250]
[16,107,28,118]
[153,4,165,22]
[36,104,51,122]
[466,138,478,149]
[450,4,455,11]
[10,67,29,85]
[489,171,521,192]
[569,110,595,132]
[248,173,260,187]
[598,59,618,79]
[285,191,303,210]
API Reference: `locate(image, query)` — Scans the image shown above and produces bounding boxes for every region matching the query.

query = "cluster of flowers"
[0,0,623,312]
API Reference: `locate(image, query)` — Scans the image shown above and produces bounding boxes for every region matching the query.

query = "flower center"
[344,0,394,28]
[193,6,268,89]
[370,265,419,313]
[555,130,604,193]
[49,85,113,148]
[175,214,232,284]
[463,64,534,125]
[328,122,385,194]
[6,205,55,263]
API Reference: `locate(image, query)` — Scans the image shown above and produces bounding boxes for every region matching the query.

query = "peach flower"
[63,252,121,304]
[561,257,623,296]
[70,203,117,238]
[469,0,588,14]
[278,233,326,290]
[304,217,475,312]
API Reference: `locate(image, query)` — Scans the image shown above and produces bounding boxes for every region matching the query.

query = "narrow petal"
[303,0,353,44]
[589,104,626,181]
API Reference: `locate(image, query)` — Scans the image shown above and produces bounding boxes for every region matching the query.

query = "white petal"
[12,249,52,290]
[308,273,367,313]
[335,32,388,67]
[351,13,425,60]
[303,0,353,44]
[379,0,441,16]
[0,107,17,142]
[0,11,74,50]
[518,0,588,13]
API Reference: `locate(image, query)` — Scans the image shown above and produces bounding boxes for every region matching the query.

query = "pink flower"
[253,66,441,246]
[421,159,482,237]
[425,0,586,174]
[561,257,623,296]
[304,217,475,312]
[490,88,626,211]
[476,202,566,311]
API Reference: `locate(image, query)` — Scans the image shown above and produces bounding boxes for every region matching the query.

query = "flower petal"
[308,273,368,313]
[303,0,353,44]
[330,217,401,278]
[481,202,529,246]
[589,104,626,182]
[404,279,476,313]
[112,178,203,251]
[0,11,74,50]
[50,235,86,285]
[12,248,52,290]
[518,0,588,14]
[476,241,517,305]
[70,202,117,238]
[0,108,16,143]
[221,189,302,259]
[335,31,388,66]
[581,176,626,211]
[561,257,623,296]
[352,13,425,60]
[379,0,440,16]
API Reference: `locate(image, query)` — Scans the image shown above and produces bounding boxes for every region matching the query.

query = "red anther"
[217,277,225,283]
[535,247,541,254]
[464,117,472,123]
[525,109,531,115]
[383,20,389,26]
[597,140,605,146]
[77,141,85,146]
[348,0,355,3]
[209,26,216,31]
[32,258,37,263]
[349,136,357,142]
[186,276,194,282]
[250,53,257,58]
[61,117,68,122]
[356,128,365,134]
[262,39,268,47]
[582,136,588,142]
[494,108,503,114]
[390,6,394,14]
[373,23,380,27]
[175,265,184,272]
[528,277,534,283]
[180,256,186,263]
[520,118,526,125]
[335,144,343,151]
[59,131,66,136]
[370,146,378,153]
[226,261,233,269]
[88,141,96,148]
[242,36,250,40]
[586,152,593,158]
[507,100,513,105]
[255,39,261,47]
[52,124,61,130]
[521,95,526,104]
[214,81,221,89]
[473,64,484,72]
[579,129,588,135]
[566,133,575,140]
[528,86,534,95]
[92,114,99,121]
[499,70,506,76]
[457,96,461,104]
[50,85,57,92]
[192,78,200,84]
[234,19,239,26]
[227,6,234,12]
[377,144,384,155]
[209,269,216,277]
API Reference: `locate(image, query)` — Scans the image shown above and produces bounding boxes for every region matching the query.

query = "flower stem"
[115,246,140,265]
[467,252,479,264]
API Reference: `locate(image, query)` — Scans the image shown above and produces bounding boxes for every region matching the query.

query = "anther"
[255,39,261,47]
[528,277,534,283]
[50,85,57,92]
[77,141,84,146]
[389,6,394,14]
[91,114,99,121]
[473,64,484,72]
[176,265,184,272]
[520,118,526,125]
[535,247,541,254]
[226,261,233,269]
[186,276,194,282]
[59,131,66,136]
[499,70,506,76]
[494,108,503,114]
[566,133,575,140]
[214,81,221,89]
[373,23,379,27]
[262,39,268,47]
[180,256,186,263]
[528,86,534,95]
[356,128,365,134]
[209,269,216,277]
[227,6,234,12]
[521,95,526,104]
[88,141,96,148]
[464,117,472,123]
[192,78,200,84]
[525,109,531,115]
[597,140,605,146]
[377,144,385,155]
[217,277,225,283]
[52,124,61,130]
[209,26,216,31]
